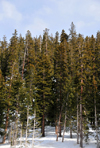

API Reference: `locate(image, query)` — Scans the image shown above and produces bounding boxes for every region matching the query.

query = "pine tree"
[35,30,52,136]
[53,30,69,140]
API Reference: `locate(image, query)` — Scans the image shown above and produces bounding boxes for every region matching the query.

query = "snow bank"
[0,126,97,148]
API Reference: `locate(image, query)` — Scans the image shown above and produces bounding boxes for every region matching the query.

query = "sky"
[0,0,100,42]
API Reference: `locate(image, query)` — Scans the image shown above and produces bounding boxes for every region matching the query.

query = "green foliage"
[0,25,100,143]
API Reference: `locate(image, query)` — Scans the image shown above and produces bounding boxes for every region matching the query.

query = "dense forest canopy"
[0,22,100,148]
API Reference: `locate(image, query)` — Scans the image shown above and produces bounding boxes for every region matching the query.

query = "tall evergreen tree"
[35,30,52,136]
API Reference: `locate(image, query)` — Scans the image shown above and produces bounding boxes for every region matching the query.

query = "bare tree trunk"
[55,119,58,135]
[14,125,17,148]
[8,125,11,144]
[56,111,61,141]
[25,106,29,148]
[80,63,83,148]
[77,96,79,144]
[57,94,68,141]
[70,123,72,138]
[62,107,67,142]
[42,64,45,137]
[10,123,12,148]
[59,81,62,138]
[62,94,68,142]
[56,106,63,141]
[56,125,59,141]
[41,83,45,137]
[80,96,83,148]
[59,124,61,137]
[94,99,99,147]
[13,123,16,147]
[12,123,14,146]
[14,111,18,147]
[20,124,22,147]
[42,112,45,137]
[32,109,36,148]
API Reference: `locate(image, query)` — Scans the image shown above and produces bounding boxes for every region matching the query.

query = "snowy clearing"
[0,126,97,148]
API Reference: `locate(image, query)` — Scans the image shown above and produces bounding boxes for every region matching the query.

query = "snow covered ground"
[0,126,98,148]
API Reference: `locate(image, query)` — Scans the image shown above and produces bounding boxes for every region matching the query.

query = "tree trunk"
[14,111,18,147]
[62,95,68,142]
[70,121,72,138]
[80,63,83,148]
[20,124,22,147]
[32,109,36,148]
[41,91,45,137]
[93,52,99,147]
[59,123,62,137]
[42,112,45,137]
[56,125,59,141]
[80,95,83,148]
[59,84,62,137]
[56,111,62,141]
[77,96,79,144]
[10,123,12,147]
[3,108,9,143]
[25,106,29,148]
[55,120,58,135]
[94,98,99,147]
[57,94,68,141]
[62,108,67,142]
[13,123,16,147]
[12,123,14,146]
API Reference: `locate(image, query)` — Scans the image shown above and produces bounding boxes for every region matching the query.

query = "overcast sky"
[0,0,100,41]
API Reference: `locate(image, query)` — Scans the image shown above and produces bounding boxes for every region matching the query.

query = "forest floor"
[0,126,98,148]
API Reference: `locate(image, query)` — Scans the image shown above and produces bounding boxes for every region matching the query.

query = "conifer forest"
[0,22,100,148]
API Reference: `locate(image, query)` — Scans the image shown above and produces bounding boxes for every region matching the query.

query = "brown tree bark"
[77,96,79,144]
[41,71,45,138]
[62,109,67,142]
[55,119,58,135]
[56,111,61,141]
[70,124,72,138]
[80,64,83,148]
[42,112,45,137]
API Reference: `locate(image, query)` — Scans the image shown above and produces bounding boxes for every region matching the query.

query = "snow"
[0,126,98,148]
